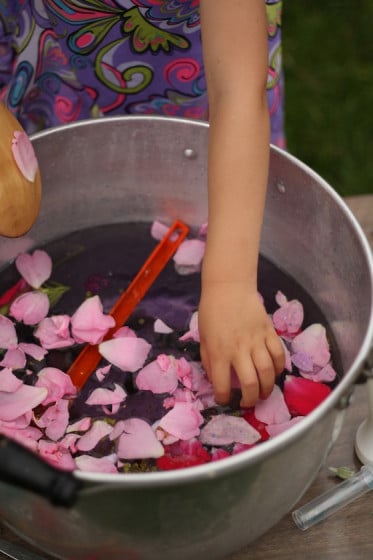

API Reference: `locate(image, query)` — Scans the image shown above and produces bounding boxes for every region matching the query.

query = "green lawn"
[282,0,373,196]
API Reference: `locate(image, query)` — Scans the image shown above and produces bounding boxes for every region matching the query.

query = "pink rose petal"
[116,418,164,460]
[38,439,75,471]
[85,383,127,407]
[151,220,170,241]
[254,385,291,425]
[76,420,113,452]
[136,356,178,394]
[266,416,305,437]
[11,130,38,183]
[301,363,337,383]
[95,364,111,382]
[66,417,92,434]
[0,368,23,392]
[159,402,204,441]
[9,291,50,325]
[0,424,42,452]
[179,311,200,342]
[99,336,151,372]
[291,324,331,368]
[0,316,18,349]
[71,295,115,345]
[0,348,26,369]
[173,239,205,275]
[18,342,47,361]
[283,375,332,416]
[275,290,288,307]
[272,298,304,334]
[34,315,75,349]
[36,367,77,405]
[36,399,70,441]
[154,318,173,334]
[200,414,261,446]
[113,326,136,339]
[75,454,118,473]
[291,351,314,372]
[0,384,47,421]
[15,250,52,289]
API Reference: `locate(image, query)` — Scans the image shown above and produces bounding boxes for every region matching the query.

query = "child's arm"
[199,0,285,408]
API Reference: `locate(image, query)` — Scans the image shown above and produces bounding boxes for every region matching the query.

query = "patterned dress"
[0,0,284,146]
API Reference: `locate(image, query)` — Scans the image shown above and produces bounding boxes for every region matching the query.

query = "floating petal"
[0,384,47,422]
[116,418,164,459]
[291,324,331,368]
[99,336,150,372]
[200,414,261,446]
[71,295,115,345]
[254,385,291,425]
[15,250,52,289]
[9,291,49,325]
[283,375,332,416]
[34,315,74,349]
[159,402,204,441]
[76,420,113,452]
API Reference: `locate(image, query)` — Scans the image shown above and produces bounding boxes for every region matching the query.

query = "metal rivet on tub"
[276,181,286,194]
[183,148,197,159]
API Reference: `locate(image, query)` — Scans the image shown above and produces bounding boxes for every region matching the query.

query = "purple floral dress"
[0,0,284,146]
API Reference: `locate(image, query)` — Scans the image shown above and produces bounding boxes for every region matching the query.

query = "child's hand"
[198,280,285,408]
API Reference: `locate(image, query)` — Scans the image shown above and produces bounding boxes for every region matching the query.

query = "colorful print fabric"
[0,1,284,146]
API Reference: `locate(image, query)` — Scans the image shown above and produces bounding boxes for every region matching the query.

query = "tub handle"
[0,435,81,507]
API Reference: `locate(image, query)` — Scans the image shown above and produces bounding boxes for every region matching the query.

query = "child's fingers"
[266,330,286,374]
[232,355,259,408]
[209,357,232,405]
[252,346,276,399]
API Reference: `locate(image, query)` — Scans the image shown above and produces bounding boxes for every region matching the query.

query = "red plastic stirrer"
[67,220,189,389]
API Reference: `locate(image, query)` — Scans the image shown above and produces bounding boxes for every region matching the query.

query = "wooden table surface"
[1,196,372,560]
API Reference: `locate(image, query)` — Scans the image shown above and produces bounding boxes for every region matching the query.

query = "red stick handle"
[68,220,189,389]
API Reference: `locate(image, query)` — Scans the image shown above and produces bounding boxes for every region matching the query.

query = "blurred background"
[283,0,372,197]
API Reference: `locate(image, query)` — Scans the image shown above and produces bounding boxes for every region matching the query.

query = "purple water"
[0,222,342,468]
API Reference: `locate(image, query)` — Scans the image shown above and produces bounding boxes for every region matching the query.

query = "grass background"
[282,0,372,196]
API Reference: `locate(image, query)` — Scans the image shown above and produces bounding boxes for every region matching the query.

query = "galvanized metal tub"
[0,116,372,560]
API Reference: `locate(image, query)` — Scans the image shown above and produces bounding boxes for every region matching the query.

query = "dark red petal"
[283,375,331,416]
[157,451,211,471]
[242,409,270,441]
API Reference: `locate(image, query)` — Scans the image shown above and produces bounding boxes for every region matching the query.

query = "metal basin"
[0,116,372,560]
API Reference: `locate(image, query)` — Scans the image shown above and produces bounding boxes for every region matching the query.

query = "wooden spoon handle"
[68,220,189,389]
